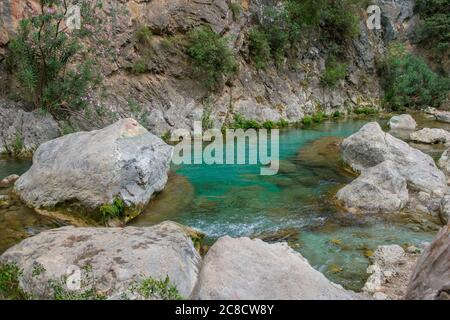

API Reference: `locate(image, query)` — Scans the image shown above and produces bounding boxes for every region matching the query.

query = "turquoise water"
[133,119,439,290]
[0,119,440,290]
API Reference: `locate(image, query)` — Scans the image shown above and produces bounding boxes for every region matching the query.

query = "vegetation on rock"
[6,0,99,120]
[379,44,450,110]
[187,26,238,90]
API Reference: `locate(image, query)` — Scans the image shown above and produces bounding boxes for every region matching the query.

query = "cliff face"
[0,0,418,135]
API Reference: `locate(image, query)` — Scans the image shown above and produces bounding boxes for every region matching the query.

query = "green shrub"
[229,114,262,129]
[415,0,450,52]
[353,107,378,115]
[99,197,125,222]
[7,2,98,120]
[312,111,326,123]
[131,60,147,74]
[302,116,313,126]
[277,118,289,128]
[187,26,238,89]
[131,276,182,300]
[248,29,271,69]
[379,44,450,110]
[135,26,153,44]
[333,110,342,118]
[0,262,28,300]
[321,57,347,87]
[262,120,276,130]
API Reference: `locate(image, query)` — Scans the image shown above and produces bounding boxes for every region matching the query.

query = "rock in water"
[410,128,450,145]
[14,118,173,222]
[0,174,20,188]
[0,221,202,299]
[336,161,409,213]
[191,236,359,300]
[388,114,417,131]
[339,122,446,214]
[406,226,450,300]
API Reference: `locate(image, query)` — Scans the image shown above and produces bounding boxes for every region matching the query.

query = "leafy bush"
[262,120,276,130]
[131,60,148,74]
[321,57,348,87]
[312,111,326,123]
[248,29,272,69]
[135,26,153,45]
[132,276,182,300]
[415,0,450,52]
[99,197,125,222]
[187,26,238,89]
[247,1,361,68]
[301,116,313,126]
[379,44,450,110]
[277,118,289,128]
[7,1,98,120]
[229,114,262,129]
[0,263,28,300]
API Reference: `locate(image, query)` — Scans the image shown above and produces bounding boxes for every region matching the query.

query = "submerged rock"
[0,221,202,299]
[410,128,450,145]
[191,236,359,300]
[339,122,446,214]
[363,245,419,300]
[14,118,173,223]
[406,226,450,300]
[388,114,417,131]
[337,161,409,213]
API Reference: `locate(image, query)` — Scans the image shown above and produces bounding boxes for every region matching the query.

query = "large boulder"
[336,161,409,213]
[406,226,450,300]
[0,99,60,157]
[388,114,417,131]
[410,128,450,145]
[14,118,173,223]
[340,122,447,202]
[0,221,202,300]
[191,236,359,300]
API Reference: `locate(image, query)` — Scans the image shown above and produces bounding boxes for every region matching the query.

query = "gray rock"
[0,99,60,157]
[438,148,450,180]
[410,128,450,145]
[0,221,202,299]
[341,122,446,197]
[336,161,409,213]
[0,174,20,188]
[439,196,450,225]
[14,118,173,222]
[388,114,417,131]
[434,110,450,124]
[363,244,418,300]
[191,236,359,300]
[406,226,450,300]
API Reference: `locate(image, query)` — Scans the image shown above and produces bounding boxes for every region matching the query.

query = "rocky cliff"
[0,0,419,136]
